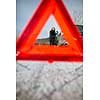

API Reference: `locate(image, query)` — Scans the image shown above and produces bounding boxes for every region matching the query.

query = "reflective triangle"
[16,0,83,62]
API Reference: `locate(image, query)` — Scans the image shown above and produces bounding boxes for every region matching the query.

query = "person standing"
[49,27,56,45]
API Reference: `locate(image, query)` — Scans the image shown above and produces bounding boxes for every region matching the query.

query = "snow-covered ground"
[16,61,83,100]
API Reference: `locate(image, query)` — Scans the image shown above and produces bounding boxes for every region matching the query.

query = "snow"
[16,61,83,100]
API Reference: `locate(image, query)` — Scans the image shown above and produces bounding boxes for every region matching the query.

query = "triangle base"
[16,46,83,62]
[17,53,83,62]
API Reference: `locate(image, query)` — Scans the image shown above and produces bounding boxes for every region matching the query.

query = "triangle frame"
[16,0,83,62]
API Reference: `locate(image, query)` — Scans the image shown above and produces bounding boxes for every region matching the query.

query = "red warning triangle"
[16,0,83,62]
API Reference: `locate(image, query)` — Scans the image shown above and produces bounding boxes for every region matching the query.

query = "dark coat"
[49,30,56,45]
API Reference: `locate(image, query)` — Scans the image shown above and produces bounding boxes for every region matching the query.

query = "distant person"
[49,27,56,45]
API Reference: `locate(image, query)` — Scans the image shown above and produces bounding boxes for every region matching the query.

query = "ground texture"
[16,61,83,100]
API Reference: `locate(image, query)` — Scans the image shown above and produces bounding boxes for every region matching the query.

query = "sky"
[16,0,83,39]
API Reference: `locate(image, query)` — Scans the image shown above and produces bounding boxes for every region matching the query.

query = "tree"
[73,10,83,25]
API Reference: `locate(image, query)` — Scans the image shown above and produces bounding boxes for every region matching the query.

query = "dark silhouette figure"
[49,27,56,45]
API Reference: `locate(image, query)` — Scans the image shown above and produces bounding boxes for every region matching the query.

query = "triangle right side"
[53,1,82,55]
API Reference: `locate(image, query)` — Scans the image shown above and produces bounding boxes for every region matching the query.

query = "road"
[16,61,83,100]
